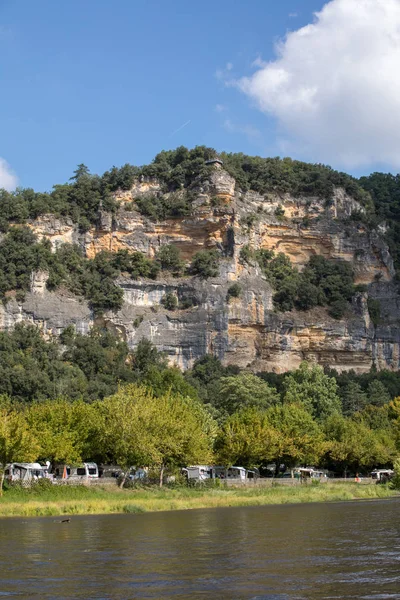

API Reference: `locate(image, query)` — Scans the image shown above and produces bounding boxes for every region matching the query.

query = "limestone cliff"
[5,165,400,374]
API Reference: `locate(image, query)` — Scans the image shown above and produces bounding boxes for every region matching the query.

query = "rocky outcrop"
[6,166,398,373]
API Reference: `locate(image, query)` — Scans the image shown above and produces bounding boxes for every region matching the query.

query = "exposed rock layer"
[6,167,400,373]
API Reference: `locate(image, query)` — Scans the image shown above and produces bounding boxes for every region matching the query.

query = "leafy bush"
[161,292,178,311]
[328,298,348,319]
[0,226,54,303]
[189,250,220,278]
[135,192,191,221]
[391,458,400,490]
[220,152,371,205]
[255,251,355,316]
[227,283,242,300]
[239,244,254,264]
[240,214,258,230]
[156,244,184,275]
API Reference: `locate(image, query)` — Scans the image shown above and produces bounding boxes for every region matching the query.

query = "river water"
[0,499,399,599]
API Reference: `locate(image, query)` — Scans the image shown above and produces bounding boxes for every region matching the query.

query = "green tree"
[340,381,368,416]
[266,403,325,476]
[185,355,240,414]
[26,399,98,467]
[367,380,391,407]
[218,373,280,415]
[283,362,342,420]
[156,244,184,275]
[161,291,178,311]
[358,405,391,431]
[189,250,219,278]
[143,366,199,399]
[392,457,400,490]
[0,398,39,495]
[323,414,395,476]
[131,338,167,379]
[216,407,278,468]
[97,385,214,486]
[70,164,90,181]
[227,283,242,300]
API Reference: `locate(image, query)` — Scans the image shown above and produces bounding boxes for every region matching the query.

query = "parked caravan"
[371,469,394,483]
[54,462,99,480]
[296,467,328,479]
[211,466,248,481]
[183,465,213,482]
[5,463,48,483]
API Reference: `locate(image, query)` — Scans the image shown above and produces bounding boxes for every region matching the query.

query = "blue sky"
[1,0,397,191]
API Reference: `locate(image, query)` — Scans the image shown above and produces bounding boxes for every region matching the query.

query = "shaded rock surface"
[5,166,400,373]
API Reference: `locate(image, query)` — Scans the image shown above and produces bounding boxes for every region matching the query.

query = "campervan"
[296,467,328,479]
[5,463,47,483]
[183,465,212,482]
[54,462,99,480]
[212,466,248,481]
[371,469,394,483]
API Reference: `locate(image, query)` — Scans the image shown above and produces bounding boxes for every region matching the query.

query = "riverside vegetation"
[1,329,400,516]
[0,481,395,518]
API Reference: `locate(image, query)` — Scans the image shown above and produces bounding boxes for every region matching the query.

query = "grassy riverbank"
[0,482,396,518]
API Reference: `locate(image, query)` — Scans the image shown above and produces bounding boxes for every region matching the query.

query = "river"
[0,499,399,599]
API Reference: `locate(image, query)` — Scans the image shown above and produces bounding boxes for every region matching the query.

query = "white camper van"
[54,462,99,480]
[5,463,48,483]
[183,465,213,482]
[371,469,394,483]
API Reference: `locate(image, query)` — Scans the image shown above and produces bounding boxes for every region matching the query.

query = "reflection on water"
[0,499,399,599]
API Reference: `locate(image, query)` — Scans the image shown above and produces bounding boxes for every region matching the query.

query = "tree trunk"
[159,464,165,488]
[274,461,280,478]
[119,472,127,489]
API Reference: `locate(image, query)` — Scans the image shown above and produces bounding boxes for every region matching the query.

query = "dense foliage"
[1,147,400,319]
[240,247,356,317]
[359,172,400,274]
[0,327,399,480]
[0,226,161,312]
[0,146,374,231]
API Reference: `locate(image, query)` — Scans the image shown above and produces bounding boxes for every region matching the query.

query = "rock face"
[6,166,400,373]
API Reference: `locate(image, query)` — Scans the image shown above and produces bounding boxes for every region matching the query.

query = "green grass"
[0,482,396,518]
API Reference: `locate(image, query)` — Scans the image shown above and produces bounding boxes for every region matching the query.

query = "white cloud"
[288,12,298,18]
[232,0,400,169]
[252,56,267,69]
[0,158,17,191]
